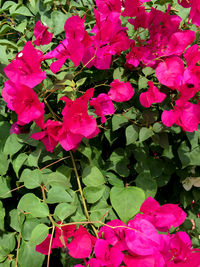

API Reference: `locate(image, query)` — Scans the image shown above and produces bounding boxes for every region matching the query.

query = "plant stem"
[69,151,98,238]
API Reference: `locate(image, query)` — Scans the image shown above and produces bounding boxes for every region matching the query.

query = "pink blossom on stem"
[67,226,97,259]
[155,56,185,88]
[33,20,53,46]
[108,80,134,102]
[31,120,62,152]
[89,93,115,123]
[4,41,46,88]
[2,81,44,127]
[140,81,166,108]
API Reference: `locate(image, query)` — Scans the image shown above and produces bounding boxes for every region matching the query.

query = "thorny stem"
[15,233,21,267]
[69,151,99,238]
[47,224,55,267]
[44,98,62,121]
[40,156,70,171]
[0,184,25,198]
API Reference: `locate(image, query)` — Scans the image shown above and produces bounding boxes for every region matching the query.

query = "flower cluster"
[36,197,200,266]
[2,0,200,155]
[2,13,134,152]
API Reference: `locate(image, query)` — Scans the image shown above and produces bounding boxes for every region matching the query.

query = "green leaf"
[27,148,42,167]
[106,172,124,187]
[13,5,33,16]
[46,186,72,204]
[18,241,45,267]
[142,67,154,76]
[0,176,11,199]
[126,125,139,145]
[4,134,23,156]
[139,127,154,142]
[0,45,9,65]
[0,233,16,255]
[110,186,145,223]
[135,171,157,198]
[30,224,49,246]
[46,171,71,188]
[112,115,128,131]
[54,203,77,221]
[113,67,125,80]
[107,149,130,177]
[138,76,149,90]
[0,153,9,176]
[21,218,41,241]
[20,169,42,189]
[0,201,5,231]
[18,193,49,217]
[51,11,69,36]
[152,122,164,133]
[82,166,105,186]
[14,20,27,33]
[9,209,25,232]
[90,199,110,226]
[83,185,105,203]
[76,77,87,88]
[12,153,28,177]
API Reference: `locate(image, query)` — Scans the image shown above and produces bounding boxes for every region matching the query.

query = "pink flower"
[2,81,44,127]
[94,239,124,266]
[89,93,115,123]
[162,102,200,132]
[155,57,184,88]
[140,81,166,108]
[33,20,53,46]
[125,217,161,256]
[4,41,46,88]
[31,120,62,152]
[58,89,100,151]
[139,197,187,231]
[96,0,121,15]
[44,16,91,73]
[36,223,76,255]
[108,80,134,102]
[67,226,97,259]
[122,0,145,17]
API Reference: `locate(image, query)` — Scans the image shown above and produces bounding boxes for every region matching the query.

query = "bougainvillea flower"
[31,120,62,152]
[125,217,161,256]
[165,30,195,56]
[124,252,165,267]
[184,44,200,67]
[189,0,200,27]
[33,20,53,46]
[139,197,187,231]
[4,41,46,88]
[122,0,145,17]
[2,81,44,127]
[67,226,97,259]
[58,89,99,151]
[178,0,191,8]
[108,79,134,102]
[98,219,126,250]
[156,57,185,88]
[96,0,121,15]
[140,81,166,108]
[45,16,91,73]
[94,239,124,266]
[89,93,115,123]
[36,223,76,255]
[162,102,200,132]
[36,234,57,255]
